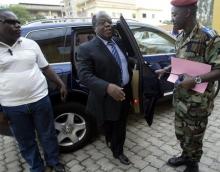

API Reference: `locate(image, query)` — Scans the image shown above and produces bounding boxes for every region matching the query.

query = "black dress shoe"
[48,163,66,172]
[167,155,189,167]
[184,161,199,172]
[116,154,131,165]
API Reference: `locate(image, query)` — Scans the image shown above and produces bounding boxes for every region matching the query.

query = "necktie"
[107,41,123,85]
[107,41,122,69]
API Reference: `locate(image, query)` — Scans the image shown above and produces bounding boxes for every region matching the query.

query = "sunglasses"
[0,19,21,25]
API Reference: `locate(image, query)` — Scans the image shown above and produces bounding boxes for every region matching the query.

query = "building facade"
[18,3,65,19]
[212,0,220,33]
[63,0,77,17]
[63,0,163,25]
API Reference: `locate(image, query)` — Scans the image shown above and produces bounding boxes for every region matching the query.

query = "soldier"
[156,0,220,172]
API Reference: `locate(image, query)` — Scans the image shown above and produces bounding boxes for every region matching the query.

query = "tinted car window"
[131,26,175,55]
[26,28,70,63]
[75,32,95,46]
[63,27,72,61]
[74,31,95,59]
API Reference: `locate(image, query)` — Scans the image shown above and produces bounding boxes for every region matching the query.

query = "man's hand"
[155,68,166,79]
[106,83,125,101]
[42,65,68,102]
[178,73,196,90]
[60,83,67,102]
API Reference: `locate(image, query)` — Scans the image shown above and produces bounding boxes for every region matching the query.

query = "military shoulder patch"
[201,26,217,38]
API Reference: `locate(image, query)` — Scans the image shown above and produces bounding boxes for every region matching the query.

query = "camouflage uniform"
[173,23,220,162]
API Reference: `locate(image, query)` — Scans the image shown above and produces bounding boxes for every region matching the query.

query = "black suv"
[1,16,219,153]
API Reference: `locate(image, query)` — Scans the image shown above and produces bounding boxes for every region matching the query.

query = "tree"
[197,0,214,27]
[9,5,32,24]
[32,14,45,21]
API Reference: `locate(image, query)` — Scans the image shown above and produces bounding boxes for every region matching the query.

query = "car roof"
[21,20,90,36]
[21,18,174,39]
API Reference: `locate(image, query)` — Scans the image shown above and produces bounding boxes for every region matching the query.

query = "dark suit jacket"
[76,36,132,126]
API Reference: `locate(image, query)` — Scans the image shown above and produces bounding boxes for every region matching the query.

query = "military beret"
[171,0,198,6]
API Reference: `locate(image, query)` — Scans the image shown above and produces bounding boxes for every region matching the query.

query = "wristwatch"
[194,76,202,84]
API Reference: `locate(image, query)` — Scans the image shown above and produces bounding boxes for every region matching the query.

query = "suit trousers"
[104,85,130,157]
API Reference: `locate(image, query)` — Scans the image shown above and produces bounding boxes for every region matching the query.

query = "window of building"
[142,13,147,18]
[132,13,136,18]
[152,14,155,19]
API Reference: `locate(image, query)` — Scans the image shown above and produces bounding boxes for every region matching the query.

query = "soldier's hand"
[155,68,166,79]
[179,73,196,90]
[106,83,125,101]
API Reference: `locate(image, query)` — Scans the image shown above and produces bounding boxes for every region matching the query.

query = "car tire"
[53,102,93,153]
[214,80,220,98]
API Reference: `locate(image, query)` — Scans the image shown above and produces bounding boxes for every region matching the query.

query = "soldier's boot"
[167,154,189,167]
[184,161,199,172]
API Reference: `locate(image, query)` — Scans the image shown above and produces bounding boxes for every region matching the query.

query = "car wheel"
[53,102,93,153]
[214,80,220,98]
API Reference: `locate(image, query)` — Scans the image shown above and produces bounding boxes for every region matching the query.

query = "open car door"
[117,15,163,126]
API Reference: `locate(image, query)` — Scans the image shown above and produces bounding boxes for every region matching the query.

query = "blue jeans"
[2,96,59,172]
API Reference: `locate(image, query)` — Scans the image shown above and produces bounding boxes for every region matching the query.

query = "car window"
[63,28,72,61]
[74,31,95,54]
[26,28,70,63]
[75,32,95,46]
[72,30,95,78]
[130,26,175,55]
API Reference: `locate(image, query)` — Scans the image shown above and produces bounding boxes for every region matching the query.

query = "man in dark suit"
[76,11,132,165]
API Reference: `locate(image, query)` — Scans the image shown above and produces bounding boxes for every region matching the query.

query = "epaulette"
[201,26,217,38]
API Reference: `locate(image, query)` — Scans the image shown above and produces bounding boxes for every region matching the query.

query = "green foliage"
[8,5,32,24]
[32,14,46,20]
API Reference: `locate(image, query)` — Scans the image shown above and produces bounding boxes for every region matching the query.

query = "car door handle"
[144,61,153,68]
[144,61,151,65]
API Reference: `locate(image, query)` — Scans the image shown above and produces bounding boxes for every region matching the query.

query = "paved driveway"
[1,96,220,172]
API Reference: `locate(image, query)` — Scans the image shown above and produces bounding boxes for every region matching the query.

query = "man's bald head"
[0,9,15,20]
[92,11,111,28]
[0,9,21,45]
[91,11,113,40]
